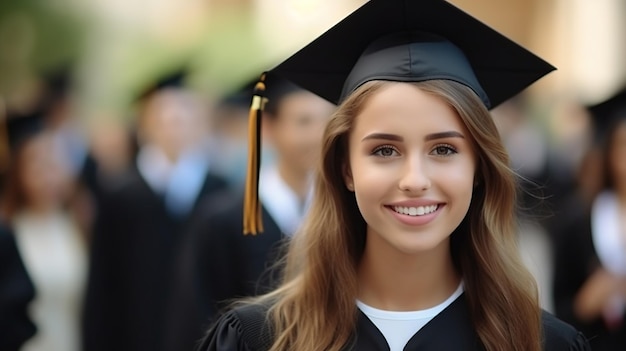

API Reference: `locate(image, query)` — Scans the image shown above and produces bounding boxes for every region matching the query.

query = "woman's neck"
[357,237,460,311]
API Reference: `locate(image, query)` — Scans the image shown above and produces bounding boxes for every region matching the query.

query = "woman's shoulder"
[541,311,590,350]
[197,302,274,351]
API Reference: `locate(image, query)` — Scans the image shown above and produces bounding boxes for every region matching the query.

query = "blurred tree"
[0,0,84,112]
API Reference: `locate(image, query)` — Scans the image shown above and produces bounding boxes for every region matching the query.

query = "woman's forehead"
[351,83,466,134]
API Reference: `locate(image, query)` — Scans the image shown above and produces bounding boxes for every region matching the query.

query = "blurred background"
[0,0,625,350]
[1,0,624,181]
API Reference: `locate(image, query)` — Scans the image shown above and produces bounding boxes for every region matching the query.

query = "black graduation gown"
[163,194,285,351]
[553,209,626,350]
[82,165,227,351]
[197,294,589,351]
[0,222,36,351]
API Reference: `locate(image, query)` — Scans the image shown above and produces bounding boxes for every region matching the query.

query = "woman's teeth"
[392,205,438,216]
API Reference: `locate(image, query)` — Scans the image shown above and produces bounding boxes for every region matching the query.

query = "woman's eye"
[432,145,457,156]
[373,145,399,157]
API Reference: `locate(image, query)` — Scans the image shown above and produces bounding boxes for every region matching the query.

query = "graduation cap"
[588,87,626,145]
[217,80,258,110]
[42,65,72,101]
[242,0,555,234]
[261,73,307,116]
[2,110,46,160]
[136,68,188,103]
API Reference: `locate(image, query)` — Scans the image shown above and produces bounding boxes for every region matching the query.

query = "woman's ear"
[343,162,354,192]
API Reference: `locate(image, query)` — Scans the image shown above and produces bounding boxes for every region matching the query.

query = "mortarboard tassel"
[243,73,268,235]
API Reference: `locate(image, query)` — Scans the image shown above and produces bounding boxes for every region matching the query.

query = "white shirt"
[13,210,87,351]
[591,191,626,276]
[258,167,313,236]
[136,144,210,217]
[357,283,464,351]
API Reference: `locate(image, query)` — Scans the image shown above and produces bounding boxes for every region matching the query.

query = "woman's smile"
[385,202,445,226]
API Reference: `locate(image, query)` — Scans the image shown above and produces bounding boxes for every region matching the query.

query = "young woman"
[198,0,590,350]
[2,114,87,351]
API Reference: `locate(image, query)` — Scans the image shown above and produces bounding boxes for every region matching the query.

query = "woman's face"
[20,132,73,210]
[345,83,477,256]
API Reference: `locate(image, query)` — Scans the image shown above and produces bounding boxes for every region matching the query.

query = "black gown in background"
[163,194,285,351]
[0,222,36,351]
[553,211,626,350]
[82,165,227,351]
[197,293,589,351]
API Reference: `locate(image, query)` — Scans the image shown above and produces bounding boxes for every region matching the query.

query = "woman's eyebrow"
[361,133,403,142]
[361,131,464,142]
[424,131,465,141]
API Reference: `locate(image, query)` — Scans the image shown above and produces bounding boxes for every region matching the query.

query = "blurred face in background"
[609,120,626,191]
[139,89,210,161]
[19,132,74,212]
[265,91,335,174]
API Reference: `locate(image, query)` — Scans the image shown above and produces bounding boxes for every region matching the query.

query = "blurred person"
[0,219,36,351]
[82,69,228,351]
[163,74,334,351]
[22,65,104,240]
[1,111,87,351]
[83,115,136,208]
[553,88,626,350]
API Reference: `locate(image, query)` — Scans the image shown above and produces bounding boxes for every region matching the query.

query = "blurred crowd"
[0,1,625,351]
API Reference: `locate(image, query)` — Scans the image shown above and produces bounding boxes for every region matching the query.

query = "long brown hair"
[257,80,542,351]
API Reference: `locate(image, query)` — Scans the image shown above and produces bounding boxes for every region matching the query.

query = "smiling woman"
[197,0,590,350]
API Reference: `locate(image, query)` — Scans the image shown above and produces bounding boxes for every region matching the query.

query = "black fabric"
[136,68,187,102]
[341,31,489,107]
[553,211,626,350]
[0,221,36,351]
[197,294,590,351]
[588,86,626,143]
[270,0,554,108]
[5,111,45,155]
[163,193,285,351]
[82,165,228,351]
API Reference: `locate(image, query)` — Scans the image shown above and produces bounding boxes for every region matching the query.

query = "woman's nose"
[398,155,431,194]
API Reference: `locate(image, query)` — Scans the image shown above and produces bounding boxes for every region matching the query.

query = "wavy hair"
[257,80,542,351]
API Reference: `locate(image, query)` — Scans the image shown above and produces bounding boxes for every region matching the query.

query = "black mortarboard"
[218,80,257,110]
[136,68,187,103]
[43,65,72,99]
[588,87,626,144]
[270,0,554,108]
[262,73,306,116]
[242,0,555,234]
[5,111,46,155]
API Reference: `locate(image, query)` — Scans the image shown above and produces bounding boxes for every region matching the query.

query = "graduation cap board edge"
[243,0,556,234]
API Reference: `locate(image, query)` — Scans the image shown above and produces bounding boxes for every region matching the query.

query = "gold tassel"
[243,73,267,235]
